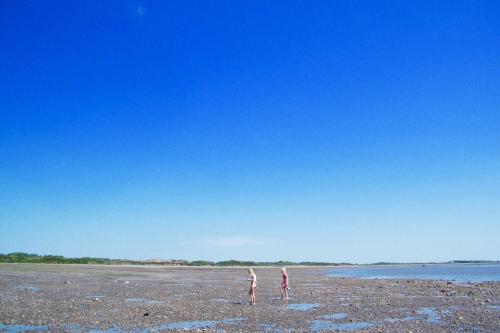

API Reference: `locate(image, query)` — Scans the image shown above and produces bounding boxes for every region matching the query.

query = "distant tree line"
[0,253,139,265]
[2,253,495,266]
[188,260,349,267]
[0,253,349,266]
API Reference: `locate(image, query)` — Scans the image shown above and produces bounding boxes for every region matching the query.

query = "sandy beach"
[0,264,498,332]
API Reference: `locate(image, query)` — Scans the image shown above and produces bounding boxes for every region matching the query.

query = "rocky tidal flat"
[0,264,498,332]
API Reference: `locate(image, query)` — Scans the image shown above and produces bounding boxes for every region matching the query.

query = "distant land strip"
[0,253,343,266]
[0,253,497,266]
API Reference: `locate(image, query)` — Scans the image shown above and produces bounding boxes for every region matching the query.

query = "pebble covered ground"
[0,264,498,332]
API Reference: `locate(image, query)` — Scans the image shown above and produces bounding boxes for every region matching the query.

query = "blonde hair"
[281,267,286,273]
[249,268,254,274]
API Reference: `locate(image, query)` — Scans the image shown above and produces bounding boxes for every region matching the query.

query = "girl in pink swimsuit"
[280,267,289,301]
[248,268,257,305]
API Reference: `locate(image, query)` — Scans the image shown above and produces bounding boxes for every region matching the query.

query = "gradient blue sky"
[1,1,499,263]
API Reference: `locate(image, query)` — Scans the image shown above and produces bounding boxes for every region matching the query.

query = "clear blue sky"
[1,1,499,263]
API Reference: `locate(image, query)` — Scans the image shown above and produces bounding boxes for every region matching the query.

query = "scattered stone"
[0,265,498,332]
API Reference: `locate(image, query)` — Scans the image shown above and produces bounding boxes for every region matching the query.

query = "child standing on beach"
[248,268,257,305]
[280,267,289,301]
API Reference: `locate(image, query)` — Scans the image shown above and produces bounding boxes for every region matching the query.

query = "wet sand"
[0,264,498,332]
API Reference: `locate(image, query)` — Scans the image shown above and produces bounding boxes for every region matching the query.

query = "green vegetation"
[1,253,496,266]
[0,253,140,265]
[191,260,348,267]
[0,253,347,266]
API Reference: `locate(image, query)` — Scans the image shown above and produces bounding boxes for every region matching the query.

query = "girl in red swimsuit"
[280,267,289,301]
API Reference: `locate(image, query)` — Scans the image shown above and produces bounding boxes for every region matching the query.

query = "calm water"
[286,303,321,311]
[310,307,456,332]
[327,263,500,282]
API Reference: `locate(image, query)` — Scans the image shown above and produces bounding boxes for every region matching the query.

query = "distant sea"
[327,263,500,282]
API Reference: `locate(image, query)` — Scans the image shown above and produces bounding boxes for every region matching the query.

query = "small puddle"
[0,323,49,332]
[151,320,218,331]
[321,313,348,320]
[148,317,245,331]
[458,325,482,333]
[71,317,247,332]
[220,317,245,324]
[416,307,442,324]
[124,298,165,305]
[287,303,320,311]
[258,323,285,332]
[14,286,41,292]
[311,320,377,332]
[164,283,193,286]
[88,326,121,333]
[124,298,146,302]
[487,305,500,311]
[311,306,452,331]
[441,306,459,314]
[64,324,122,333]
[212,298,230,303]
[62,317,246,333]
[384,316,418,323]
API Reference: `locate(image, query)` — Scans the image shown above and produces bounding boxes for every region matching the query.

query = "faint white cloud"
[181,236,285,248]
[136,6,146,17]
